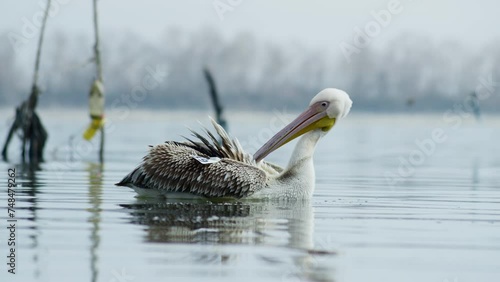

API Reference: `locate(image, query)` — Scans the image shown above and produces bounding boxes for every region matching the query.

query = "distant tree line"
[1,27,499,112]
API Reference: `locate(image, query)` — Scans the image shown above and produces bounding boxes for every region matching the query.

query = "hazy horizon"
[1,1,499,112]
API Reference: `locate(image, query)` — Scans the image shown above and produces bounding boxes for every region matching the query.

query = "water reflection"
[16,163,42,280]
[471,157,480,188]
[122,198,336,281]
[86,163,103,282]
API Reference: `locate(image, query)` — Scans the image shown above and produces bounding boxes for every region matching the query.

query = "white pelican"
[116,88,352,199]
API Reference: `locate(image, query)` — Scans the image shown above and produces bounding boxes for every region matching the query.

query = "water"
[0,110,499,282]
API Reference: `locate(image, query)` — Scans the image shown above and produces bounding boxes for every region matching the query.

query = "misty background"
[1,0,500,112]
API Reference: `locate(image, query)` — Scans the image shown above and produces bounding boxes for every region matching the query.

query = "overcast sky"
[2,0,500,69]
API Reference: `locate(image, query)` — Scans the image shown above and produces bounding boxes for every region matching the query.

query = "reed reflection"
[86,162,103,282]
[17,163,42,280]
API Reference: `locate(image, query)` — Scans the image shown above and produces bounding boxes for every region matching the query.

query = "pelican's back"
[117,141,271,198]
[116,119,280,198]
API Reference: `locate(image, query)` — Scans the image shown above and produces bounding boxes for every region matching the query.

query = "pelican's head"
[310,88,352,120]
[254,88,352,162]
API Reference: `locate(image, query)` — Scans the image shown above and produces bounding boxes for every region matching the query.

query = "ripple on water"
[0,114,499,282]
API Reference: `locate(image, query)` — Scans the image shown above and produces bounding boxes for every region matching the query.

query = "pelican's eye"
[321,101,328,108]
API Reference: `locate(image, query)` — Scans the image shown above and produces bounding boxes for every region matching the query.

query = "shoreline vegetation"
[2,27,499,112]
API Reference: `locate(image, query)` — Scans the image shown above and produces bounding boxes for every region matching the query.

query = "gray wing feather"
[116,118,283,198]
[117,142,268,198]
[182,118,255,165]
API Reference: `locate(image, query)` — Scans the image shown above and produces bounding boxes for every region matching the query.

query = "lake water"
[0,109,499,282]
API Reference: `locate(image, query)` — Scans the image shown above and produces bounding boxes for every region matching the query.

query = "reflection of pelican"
[117,88,352,199]
[121,198,314,248]
[122,198,336,281]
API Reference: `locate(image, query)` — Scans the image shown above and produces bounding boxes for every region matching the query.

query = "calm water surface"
[0,110,499,282]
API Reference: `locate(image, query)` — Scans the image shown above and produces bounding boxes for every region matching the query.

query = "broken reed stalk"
[203,68,228,131]
[33,0,51,88]
[93,0,105,162]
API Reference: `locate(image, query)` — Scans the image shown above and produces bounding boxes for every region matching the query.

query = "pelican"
[116,88,352,199]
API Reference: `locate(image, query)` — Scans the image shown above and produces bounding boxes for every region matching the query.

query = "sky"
[1,0,500,112]
[2,0,500,65]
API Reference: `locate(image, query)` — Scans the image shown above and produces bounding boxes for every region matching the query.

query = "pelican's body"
[117,88,352,199]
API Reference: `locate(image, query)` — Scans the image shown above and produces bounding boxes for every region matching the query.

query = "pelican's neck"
[257,130,323,199]
[287,129,323,169]
[268,130,323,199]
